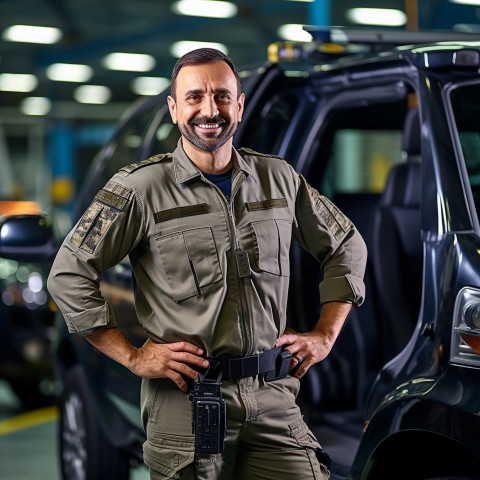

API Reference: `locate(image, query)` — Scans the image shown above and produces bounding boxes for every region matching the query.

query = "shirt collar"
[172,137,258,184]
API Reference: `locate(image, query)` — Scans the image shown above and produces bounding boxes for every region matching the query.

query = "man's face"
[167,61,244,153]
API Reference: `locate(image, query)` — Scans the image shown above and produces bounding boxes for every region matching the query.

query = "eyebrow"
[184,87,233,96]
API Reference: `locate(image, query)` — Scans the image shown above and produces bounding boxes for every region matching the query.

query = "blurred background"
[1,0,479,221]
[1,1,480,478]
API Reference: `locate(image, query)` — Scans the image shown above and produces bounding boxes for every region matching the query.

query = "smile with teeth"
[196,123,220,129]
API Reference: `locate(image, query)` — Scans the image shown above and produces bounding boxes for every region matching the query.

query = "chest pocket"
[251,219,291,277]
[155,227,222,302]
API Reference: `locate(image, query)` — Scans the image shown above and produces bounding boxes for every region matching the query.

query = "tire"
[58,365,130,480]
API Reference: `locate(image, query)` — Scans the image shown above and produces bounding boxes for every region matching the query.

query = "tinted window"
[450,82,480,218]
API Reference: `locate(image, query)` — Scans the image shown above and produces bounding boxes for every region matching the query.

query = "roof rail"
[304,26,480,47]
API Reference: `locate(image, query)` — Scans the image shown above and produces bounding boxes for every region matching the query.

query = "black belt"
[205,346,292,381]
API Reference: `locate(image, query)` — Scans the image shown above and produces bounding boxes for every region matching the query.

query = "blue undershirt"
[203,168,233,199]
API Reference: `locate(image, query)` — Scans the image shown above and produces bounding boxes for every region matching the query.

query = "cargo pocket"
[156,227,222,302]
[289,418,330,479]
[143,432,195,478]
[251,219,291,276]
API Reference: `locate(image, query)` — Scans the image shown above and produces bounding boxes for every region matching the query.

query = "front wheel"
[58,365,130,480]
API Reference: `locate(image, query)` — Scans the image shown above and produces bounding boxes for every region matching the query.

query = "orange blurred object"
[0,201,41,216]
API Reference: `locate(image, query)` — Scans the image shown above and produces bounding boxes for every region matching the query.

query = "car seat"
[372,107,423,359]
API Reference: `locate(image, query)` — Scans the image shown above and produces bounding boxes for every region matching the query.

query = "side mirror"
[0,214,57,262]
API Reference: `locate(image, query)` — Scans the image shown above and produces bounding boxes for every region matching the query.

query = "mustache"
[190,115,227,126]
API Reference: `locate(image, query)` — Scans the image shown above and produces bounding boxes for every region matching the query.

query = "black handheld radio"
[189,363,226,454]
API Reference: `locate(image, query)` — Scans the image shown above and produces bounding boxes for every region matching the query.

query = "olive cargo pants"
[141,375,330,479]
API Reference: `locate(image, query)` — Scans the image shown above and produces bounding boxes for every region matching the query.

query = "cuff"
[319,274,365,307]
[64,302,117,336]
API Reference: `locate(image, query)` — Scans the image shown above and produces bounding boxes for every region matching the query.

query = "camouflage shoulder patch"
[71,202,118,254]
[95,181,131,211]
[237,147,283,160]
[70,181,132,253]
[119,153,172,175]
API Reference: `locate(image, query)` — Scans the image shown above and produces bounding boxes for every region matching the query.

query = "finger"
[171,351,209,369]
[275,334,297,347]
[168,341,205,356]
[293,361,310,378]
[171,361,204,380]
[168,370,189,392]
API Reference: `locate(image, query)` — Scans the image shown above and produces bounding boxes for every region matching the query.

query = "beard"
[178,115,238,152]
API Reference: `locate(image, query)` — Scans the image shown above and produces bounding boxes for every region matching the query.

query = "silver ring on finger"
[294,354,304,364]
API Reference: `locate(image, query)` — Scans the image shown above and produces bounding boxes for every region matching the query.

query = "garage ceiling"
[0,0,313,116]
[0,0,477,119]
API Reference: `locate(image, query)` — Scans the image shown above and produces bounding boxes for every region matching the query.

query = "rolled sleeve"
[319,273,366,306]
[294,175,368,307]
[64,302,117,336]
[47,175,142,336]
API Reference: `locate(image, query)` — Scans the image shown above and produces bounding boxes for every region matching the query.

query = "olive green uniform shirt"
[48,140,367,357]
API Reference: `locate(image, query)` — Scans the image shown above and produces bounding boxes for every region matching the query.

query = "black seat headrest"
[380,162,421,207]
[402,108,421,156]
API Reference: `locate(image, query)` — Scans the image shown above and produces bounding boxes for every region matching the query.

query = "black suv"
[2,27,480,480]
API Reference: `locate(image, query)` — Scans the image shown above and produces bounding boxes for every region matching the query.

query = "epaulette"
[119,153,172,175]
[238,147,283,160]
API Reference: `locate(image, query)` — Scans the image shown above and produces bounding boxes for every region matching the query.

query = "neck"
[181,138,233,174]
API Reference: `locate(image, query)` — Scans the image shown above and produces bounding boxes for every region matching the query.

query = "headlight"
[451,286,480,367]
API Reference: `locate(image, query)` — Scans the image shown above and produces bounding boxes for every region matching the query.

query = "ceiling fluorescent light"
[21,97,52,116]
[0,73,38,92]
[131,77,170,96]
[3,25,62,44]
[449,0,480,4]
[103,53,156,72]
[46,63,93,82]
[74,85,111,104]
[170,41,228,58]
[346,8,407,27]
[172,0,237,18]
[278,24,313,42]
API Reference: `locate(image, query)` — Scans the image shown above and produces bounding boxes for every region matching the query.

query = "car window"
[322,129,403,198]
[449,81,480,221]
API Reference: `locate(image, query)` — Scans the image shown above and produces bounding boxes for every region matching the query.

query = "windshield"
[450,81,480,221]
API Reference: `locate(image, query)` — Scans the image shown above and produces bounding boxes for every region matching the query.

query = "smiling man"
[48,48,367,479]
[168,59,243,158]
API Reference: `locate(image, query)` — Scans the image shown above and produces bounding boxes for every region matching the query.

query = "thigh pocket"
[251,219,291,276]
[289,419,330,478]
[143,432,195,478]
[289,417,322,451]
[156,227,222,302]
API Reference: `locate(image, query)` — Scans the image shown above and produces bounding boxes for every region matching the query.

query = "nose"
[200,95,219,118]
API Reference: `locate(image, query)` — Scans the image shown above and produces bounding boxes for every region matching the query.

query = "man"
[48,48,367,479]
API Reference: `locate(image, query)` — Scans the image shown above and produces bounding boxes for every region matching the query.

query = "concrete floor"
[0,380,149,480]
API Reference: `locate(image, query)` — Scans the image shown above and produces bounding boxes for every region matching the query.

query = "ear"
[167,96,177,124]
[237,93,245,122]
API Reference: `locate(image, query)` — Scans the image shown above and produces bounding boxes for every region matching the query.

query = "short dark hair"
[170,48,242,100]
